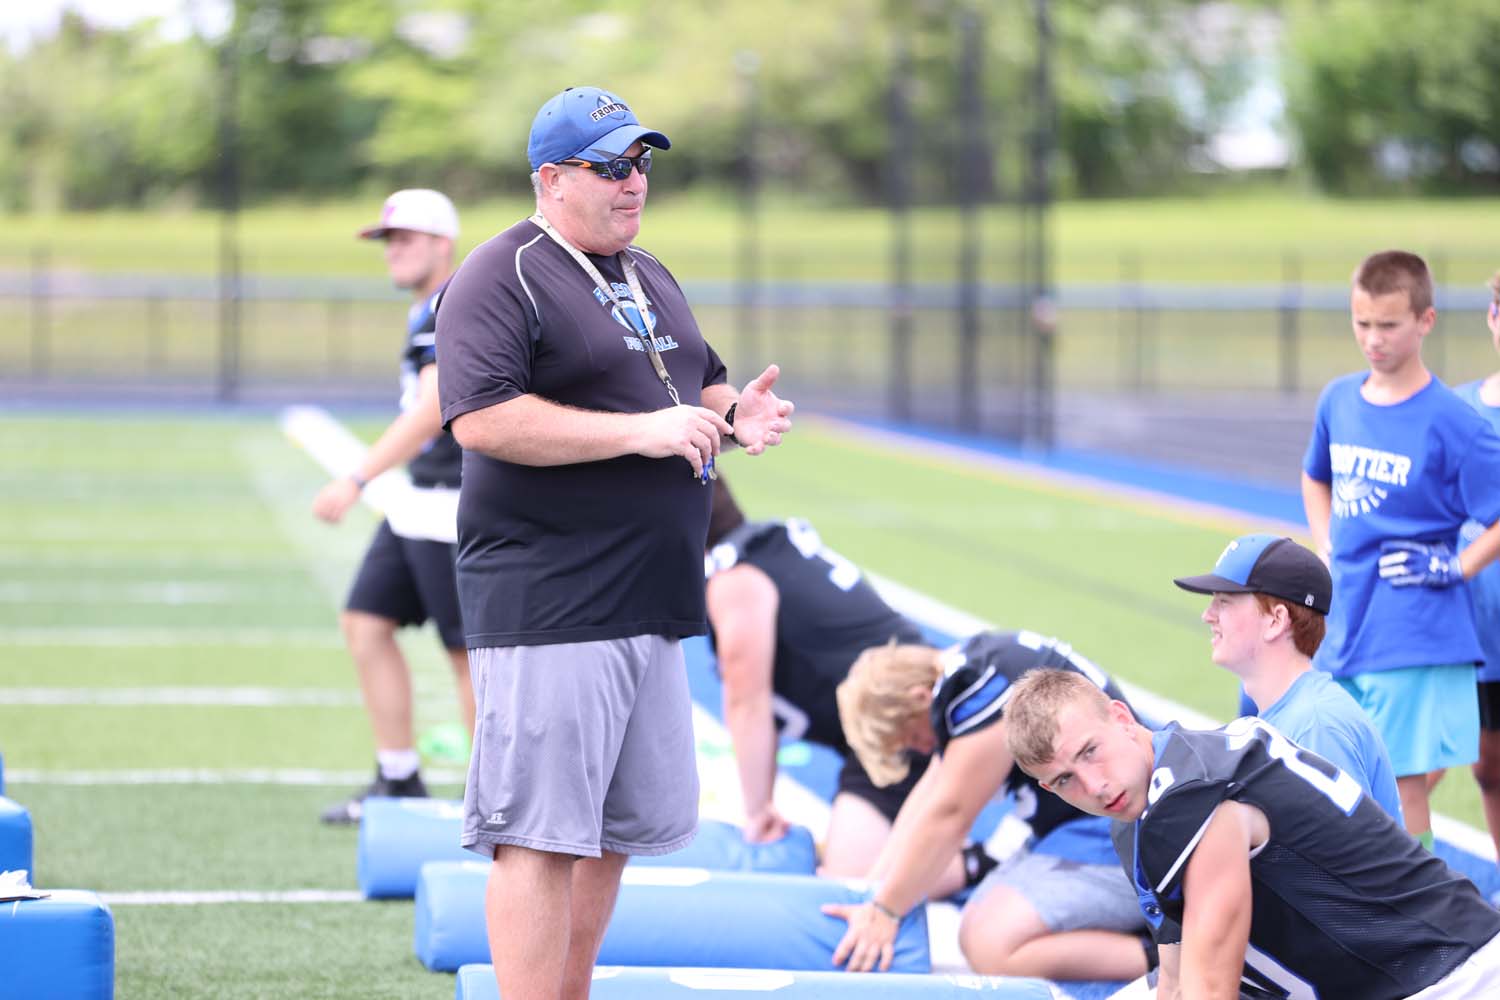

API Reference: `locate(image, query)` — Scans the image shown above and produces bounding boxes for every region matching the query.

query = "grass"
[2,190,1499,286]
[0,409,1490,997]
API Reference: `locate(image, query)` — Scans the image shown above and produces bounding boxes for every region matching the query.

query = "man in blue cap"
[1173,533,1403,822]
[436,87,794,1000]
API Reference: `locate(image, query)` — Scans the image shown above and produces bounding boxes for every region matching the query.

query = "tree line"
[2,0,1496,213]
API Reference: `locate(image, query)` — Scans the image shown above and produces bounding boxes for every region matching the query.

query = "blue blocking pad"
[0,890,116,1000]
[631,820,816,875]
[0,795,34,875]
[453,964,1056,999]
[361,800,818,899]
[358,798,471,899]
[416,863,930,974]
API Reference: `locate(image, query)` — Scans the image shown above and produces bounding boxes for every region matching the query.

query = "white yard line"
[0,626,342,647]
[0,581,284,605]
[0,687,359,707]
[102,889,364,906]
[6,767,468,786]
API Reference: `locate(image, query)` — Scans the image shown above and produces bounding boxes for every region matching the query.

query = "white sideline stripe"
[0,627,341,647]
[102,890,363,906]
[280,405,457,544]
[7,767,468,786]
[0,687,360,707]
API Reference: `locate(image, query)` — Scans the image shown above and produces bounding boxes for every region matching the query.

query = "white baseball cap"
[357,189,459,240]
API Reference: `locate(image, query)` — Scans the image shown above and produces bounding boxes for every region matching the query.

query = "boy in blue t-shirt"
[1302,249,1500,848]
[1173,533,1403,824]
[1452,268,1500,861]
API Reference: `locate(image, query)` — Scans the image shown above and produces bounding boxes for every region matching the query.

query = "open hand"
[731,365,794,455]
[823,899,898,972]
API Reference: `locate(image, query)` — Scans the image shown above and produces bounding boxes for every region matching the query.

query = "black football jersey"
[1115,718,1500,999]
[931,630,1127,841]
[403,286,462,488]
[705,519,923,750]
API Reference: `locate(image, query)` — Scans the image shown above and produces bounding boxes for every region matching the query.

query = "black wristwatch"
[724,402,737,429]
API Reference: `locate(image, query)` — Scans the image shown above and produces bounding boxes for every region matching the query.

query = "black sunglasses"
[560,150,653,181]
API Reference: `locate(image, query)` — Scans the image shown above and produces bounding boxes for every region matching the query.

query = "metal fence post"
[1278,251,1300,394]
[735,50,761,375]
[955,6,984,432]
[30,245,49,379]
[147,291,167,376]
[888,36,914,423]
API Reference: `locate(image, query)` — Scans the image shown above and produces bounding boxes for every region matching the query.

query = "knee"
[957,906,1023,975]
[1473,755,1500,792]
[340,610,395,650]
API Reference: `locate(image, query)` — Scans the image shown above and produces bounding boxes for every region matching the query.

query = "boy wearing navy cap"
[1173,533,1402,822]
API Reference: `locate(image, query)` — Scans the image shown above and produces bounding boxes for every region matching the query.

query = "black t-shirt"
[931,630,1127,842]
[402,286,462,488]
[437,219,728,646]
[1115,719,1500,999]
[705,519,924,750]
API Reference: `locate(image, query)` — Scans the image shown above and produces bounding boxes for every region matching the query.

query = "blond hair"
[836,642,942,787]
[1004,669,1112,776]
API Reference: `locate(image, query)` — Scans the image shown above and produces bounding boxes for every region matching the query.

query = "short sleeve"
[1303,385,1334,482]
[437,244,537,429]
[1459,418,1500,528]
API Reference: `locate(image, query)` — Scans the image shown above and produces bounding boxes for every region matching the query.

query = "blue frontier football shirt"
[1303,373,1500,677]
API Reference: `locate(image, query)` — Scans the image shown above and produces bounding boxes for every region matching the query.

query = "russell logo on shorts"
[485,811,506,827]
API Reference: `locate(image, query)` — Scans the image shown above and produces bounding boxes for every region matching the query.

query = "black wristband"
[349,473,368,491]
[724,402,737,428]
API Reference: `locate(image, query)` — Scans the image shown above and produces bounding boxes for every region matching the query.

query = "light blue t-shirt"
[1261,669,1404,823]
[1303,373,1500,677]
[1453,378,1500,684]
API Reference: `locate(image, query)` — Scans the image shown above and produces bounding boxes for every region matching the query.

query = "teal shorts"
[1337,665,1479,777]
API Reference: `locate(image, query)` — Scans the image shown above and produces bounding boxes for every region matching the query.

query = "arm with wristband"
[823,725,1010,973]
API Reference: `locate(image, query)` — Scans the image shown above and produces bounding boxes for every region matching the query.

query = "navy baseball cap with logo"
[527,86,672,170]
[1173,533,1332,614]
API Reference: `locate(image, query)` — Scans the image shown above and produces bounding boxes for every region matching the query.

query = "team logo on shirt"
[1328,443,1411,518]
[592,283,675,354]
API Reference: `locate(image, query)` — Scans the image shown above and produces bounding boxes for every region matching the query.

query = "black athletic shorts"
[346,520,465,649]
[1480,680,1500,733]
[835,750,930,823]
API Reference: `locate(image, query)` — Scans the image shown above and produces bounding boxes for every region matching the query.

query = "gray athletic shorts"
[461,635,699,859]
[970,849,1144,934]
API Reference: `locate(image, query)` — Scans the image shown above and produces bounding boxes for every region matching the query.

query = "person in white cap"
[312,188,474,824]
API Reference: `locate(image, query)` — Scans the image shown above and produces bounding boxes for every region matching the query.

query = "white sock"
[377,749,421,781]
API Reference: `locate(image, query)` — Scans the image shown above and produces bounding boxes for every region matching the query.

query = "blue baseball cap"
[1173,533,1331,614]
[527,86,671,170]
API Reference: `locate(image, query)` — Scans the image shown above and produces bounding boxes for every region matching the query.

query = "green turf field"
[0,410,1489,997]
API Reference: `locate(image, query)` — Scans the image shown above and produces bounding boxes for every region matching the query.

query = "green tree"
[1284,0,1500,193]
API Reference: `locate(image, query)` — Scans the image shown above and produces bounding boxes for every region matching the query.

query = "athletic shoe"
[319,766,429,825]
